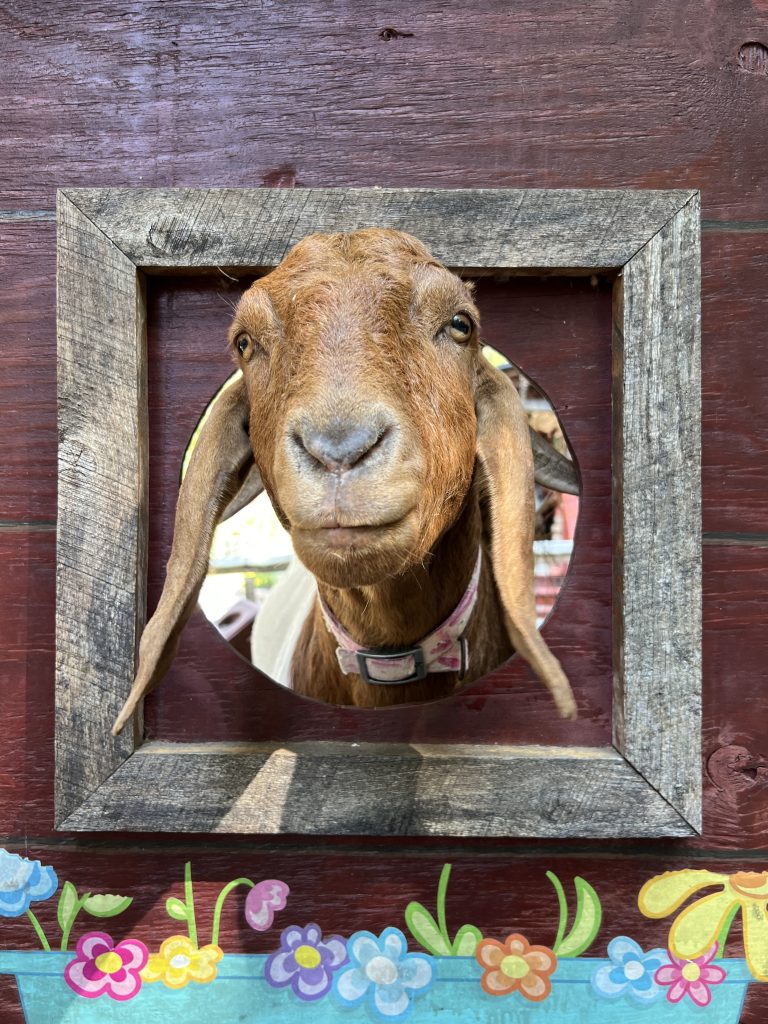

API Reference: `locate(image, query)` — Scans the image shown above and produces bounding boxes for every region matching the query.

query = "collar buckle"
[355,646,427,685]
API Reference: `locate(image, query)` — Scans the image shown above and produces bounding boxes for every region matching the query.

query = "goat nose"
[294,418,390,472]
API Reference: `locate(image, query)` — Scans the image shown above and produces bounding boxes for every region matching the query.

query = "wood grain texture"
[0,222,57,522]
[63,186,694,273]
[58,741,692,836]
[612,194,702,830]
[2,1,768,219]
[144,274,614,749]
[0,531,56,836]
[55,194,144,823]
[701,232,768,535]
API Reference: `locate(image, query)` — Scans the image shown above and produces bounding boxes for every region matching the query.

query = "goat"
[111,229,577,735]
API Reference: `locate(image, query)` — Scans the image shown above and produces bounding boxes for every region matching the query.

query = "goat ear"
[475,360,577,719]
[111,378,254,736]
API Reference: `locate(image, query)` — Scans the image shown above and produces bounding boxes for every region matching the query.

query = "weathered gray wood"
[62,187,696,273]
[55,186,702,837]
[612,192,702,830]
[55,192,145,824]
[57,741,694,836]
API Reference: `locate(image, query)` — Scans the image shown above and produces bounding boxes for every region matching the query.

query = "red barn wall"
[1,1,768,1020]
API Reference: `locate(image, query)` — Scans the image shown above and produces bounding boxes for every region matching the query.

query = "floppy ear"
[111,378,255,736]
[475,360,577,719]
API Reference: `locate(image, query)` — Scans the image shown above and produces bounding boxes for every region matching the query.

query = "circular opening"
[185,348,579,702]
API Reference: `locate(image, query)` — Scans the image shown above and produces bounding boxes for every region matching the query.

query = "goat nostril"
[296,420,391,472]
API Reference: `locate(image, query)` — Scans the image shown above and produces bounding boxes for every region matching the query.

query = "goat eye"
[236,334,251,357]
[447,313,473,342]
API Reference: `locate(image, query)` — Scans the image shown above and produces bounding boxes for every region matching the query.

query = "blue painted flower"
[0,850,58,917]
[265,923,348,1001]
[591,936,669,1004]
[334,926,433,1020]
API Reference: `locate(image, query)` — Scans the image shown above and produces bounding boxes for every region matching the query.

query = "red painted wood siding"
[1,2,767,1021]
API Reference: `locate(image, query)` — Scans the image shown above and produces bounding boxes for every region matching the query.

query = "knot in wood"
[738,42,768,75]
[707,744,768,794]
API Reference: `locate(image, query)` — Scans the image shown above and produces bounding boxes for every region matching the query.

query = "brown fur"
[111,228,576,735]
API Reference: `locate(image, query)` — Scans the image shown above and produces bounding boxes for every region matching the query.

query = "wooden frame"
[56,187,701,836]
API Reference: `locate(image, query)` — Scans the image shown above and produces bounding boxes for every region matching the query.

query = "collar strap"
[319,550,482,685]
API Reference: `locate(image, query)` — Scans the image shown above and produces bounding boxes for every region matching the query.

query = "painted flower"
[0,850,57,917]
[265,922,347,1001]
[334,926,433,1020]
[591,936,668,1004]
[640,869,768,979]
[245,879,290,931]
[141,934,223,989]
[64,931,148,1001]
[475,933,556,1001]
[655,944,726,1006]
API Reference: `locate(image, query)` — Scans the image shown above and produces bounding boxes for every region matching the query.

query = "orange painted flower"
[475,933,557,1001]
[140,935,223,990]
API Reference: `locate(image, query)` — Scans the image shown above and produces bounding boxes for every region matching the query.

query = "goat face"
[229,229,482,589]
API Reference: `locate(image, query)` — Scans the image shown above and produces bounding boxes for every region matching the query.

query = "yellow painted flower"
[140,935,223,989]
[639,870,768,980]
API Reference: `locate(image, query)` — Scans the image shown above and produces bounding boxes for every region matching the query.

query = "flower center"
[500,954,531,980]
[682,962,701,983]
[95,951,123,975]
[366,955,399,985]
[295,944,322,969]
[170,954,191,969]
[623,960,645,981]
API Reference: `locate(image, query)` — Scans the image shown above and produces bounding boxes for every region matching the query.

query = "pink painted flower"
[65,930,149,1001]
[245,879,290,931]
[654,943,726,1007]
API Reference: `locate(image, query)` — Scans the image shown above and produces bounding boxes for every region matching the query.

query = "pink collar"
[318,550,482,685]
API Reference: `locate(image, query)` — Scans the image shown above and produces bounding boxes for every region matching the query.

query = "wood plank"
[0,531,55,837]
[143,274,614,749]
[2,2,767,218]
[701,543,768,848]
[64,186,693,272]
[612,195,701,829]
[55,194,144,823]
[0,222,57,522]
[58,741,692,836]
[702,232,768,535]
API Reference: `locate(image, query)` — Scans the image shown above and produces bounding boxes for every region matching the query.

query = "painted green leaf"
[166,897,189,922]
[404,902,452,956]
[83,894,133,918]
[57,881,80,933]
[556,877,602,958]
[451,924,483,956]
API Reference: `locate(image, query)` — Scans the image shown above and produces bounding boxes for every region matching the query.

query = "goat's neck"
[316,498,482,649]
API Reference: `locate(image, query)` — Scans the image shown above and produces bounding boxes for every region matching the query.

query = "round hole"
[184,347,579,705]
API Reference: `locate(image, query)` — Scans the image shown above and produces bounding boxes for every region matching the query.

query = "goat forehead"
[271,271,414,344]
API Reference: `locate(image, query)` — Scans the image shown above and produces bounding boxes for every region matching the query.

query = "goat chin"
[292,514,422,590]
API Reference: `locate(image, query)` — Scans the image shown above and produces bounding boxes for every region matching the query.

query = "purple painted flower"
[0,850,57,917]
[265,922,348,1001]
[245,879,289,932]
[64,931,149,1001]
